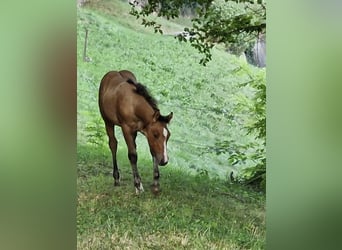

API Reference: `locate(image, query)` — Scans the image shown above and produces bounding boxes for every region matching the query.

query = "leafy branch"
[130,0,266,65]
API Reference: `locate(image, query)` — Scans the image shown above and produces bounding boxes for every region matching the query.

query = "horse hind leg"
[105,122,120,186]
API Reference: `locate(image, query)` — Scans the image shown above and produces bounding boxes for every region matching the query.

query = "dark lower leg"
[128,152,143,191]
[123,129,143,193]
[112,157,120,186]
[106,124,120,186]
[152,157,160,193]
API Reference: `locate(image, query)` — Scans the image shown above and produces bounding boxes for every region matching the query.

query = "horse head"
[144,111,173,166]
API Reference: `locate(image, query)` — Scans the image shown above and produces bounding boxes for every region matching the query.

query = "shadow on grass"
[77,144,265,249]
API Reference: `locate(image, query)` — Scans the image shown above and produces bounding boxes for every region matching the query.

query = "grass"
[77,6,262,177]
[81,0,192,35]
[77,144,265,249]
[77,1,265,248]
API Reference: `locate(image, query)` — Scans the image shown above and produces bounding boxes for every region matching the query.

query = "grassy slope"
[78,145,265,249]
[77,1,265,249]
[77,5,261,178]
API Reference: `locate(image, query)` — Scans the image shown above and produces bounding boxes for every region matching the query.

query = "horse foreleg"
[105,123,120,186]
[152,157,160,194]
[122,127,144,194]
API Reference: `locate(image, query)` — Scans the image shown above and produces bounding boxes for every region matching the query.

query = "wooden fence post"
[83,28,90,62]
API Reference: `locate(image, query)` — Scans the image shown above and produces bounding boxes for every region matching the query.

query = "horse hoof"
[152,188,159,195]
[151,184,160,195]
[114,181,120,186]
[135,183,144,194]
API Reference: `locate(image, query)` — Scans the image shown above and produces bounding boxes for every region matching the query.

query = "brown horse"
[98,70,173,194]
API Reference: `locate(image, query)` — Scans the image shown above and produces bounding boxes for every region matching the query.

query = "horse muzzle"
[154,156,168,166]
[159,160,168,166]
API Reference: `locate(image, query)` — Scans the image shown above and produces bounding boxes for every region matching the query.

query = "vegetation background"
[78,0,265,249]
[0,0,341,250]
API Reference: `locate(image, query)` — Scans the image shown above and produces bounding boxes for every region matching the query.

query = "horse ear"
[166,112,173,123]
[153,110,160,122]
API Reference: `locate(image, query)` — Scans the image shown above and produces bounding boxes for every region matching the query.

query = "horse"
[98,70,173,194]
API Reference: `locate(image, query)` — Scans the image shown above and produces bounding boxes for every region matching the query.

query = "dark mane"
[127,79,159,111]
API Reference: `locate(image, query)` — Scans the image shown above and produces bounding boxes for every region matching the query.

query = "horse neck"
[136,101,157,129]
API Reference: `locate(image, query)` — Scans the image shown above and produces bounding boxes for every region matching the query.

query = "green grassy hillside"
[77,5,262,178]
[77,1,265,248]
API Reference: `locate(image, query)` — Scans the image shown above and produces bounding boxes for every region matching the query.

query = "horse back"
[99,70,137,94]
[118,70,137,83]
[99,70,150,127]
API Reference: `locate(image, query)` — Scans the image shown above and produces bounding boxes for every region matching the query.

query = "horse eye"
[153,133,159,139]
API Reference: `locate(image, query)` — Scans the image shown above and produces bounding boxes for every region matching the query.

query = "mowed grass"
[77,144,265,249]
